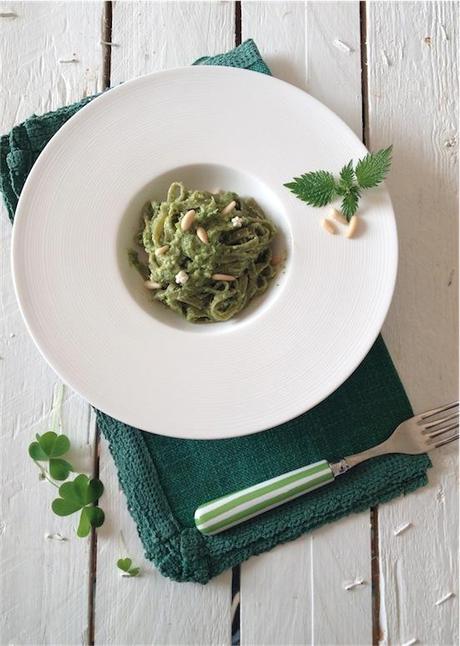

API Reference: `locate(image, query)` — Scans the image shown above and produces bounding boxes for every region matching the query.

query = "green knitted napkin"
[1,40,430,584]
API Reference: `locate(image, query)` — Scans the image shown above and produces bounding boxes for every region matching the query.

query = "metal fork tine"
[419,401,458,421]
[434,433,459,449]
[424,412,459,430]
[427,422,459,439]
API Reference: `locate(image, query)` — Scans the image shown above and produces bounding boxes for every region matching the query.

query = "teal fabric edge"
[99,410,429,584]
[1,38,431,585]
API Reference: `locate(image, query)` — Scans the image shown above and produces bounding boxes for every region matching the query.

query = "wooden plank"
[239,3,372,645]
[110,0,236,81]
[94,3,234,644]
[366,2,459,644]
[0,2,103,643]
[240,1,362,134]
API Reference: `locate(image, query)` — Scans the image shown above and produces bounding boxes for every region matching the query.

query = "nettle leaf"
[117,558,132,573]
[284,171,337,207]
[77,506,105,538]
[341,186,361,220]
[37,431,71,458]
[339,160,355,188]
[49,458,73,481]
[28,442,48,461]
[284,145,392,221]
[355,146,392,189]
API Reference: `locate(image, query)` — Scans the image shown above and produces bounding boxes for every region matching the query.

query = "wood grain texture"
[0,2,103,643]
[96,437,231,645]
[367,2,459,644]
[240,3,371,644]
[1,1,458,644]
[241,1,362,135]
[94,3,234,644]
[110,0,235,84]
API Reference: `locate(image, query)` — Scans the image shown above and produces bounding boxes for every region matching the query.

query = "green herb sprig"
[52,474,105,537]
[284,146,392,220]
[29,384,105,538]
[117,557,140,577]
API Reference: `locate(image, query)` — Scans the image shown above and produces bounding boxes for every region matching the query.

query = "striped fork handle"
[194,460,334,536]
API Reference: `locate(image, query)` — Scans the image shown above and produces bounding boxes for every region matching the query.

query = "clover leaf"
[52,474,105,537]
[30,431,70,458]
[49,458,73,481]
[28,432,74,481]
[117,557,140,577]
[77,506,105,538]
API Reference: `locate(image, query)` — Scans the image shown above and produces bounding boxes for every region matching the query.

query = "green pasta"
[130,182,277,323]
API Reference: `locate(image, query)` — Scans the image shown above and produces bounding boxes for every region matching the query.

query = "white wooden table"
[1,2,458,644]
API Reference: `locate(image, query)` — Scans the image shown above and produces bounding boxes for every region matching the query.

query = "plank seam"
[235,1,242,47]
[360,0,369,146]
[88,425,101,646]
[88,3,112,642]
[360,3,381,644]
[102,1,113,90]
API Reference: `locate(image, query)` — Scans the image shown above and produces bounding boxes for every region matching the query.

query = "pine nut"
[221,200,237,216]
[330,208,347,224]
[145,280,161,289]
[196,227,209,244]
[345,214,359,238]
[212,273,237,281]
[321,218,337,235]
[180,209,196,231]
[155,245,169,256]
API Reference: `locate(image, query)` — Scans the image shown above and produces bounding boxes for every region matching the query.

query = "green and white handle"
[194,460,336,536]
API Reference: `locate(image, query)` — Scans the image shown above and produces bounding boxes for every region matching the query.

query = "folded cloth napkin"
[1,39,430,584]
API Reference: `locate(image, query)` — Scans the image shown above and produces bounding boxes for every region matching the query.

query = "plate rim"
[11,65,398,439]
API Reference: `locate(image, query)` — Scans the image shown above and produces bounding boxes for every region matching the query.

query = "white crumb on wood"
[333,38,354,53]
[381,50,391,66]
[435,592,455,606]
[100,40,119,47]
[231,591,240,622]
[401,638,417,646]
[45,532,67,541]
[344,577,365,590]
[440,24,449,41]
[393,522,412,536]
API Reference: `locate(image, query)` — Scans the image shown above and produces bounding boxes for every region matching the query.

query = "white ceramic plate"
[12,66,397,439]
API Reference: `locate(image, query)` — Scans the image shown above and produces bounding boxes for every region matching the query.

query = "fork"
[195,402,459,536]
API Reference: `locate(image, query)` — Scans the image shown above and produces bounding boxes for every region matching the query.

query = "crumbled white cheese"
[232,216,243,228]
[175,270,189,285]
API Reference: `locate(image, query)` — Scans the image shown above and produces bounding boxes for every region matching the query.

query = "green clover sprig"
[117,557,140,577]
[29,431,73,481]
[52,474,105,537]
[28,384,105,538]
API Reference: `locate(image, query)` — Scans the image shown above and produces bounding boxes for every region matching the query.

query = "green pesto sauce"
[130,182,277,323]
